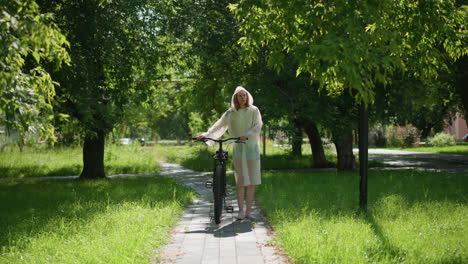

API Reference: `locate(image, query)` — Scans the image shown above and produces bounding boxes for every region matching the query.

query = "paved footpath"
[157,162,289,264]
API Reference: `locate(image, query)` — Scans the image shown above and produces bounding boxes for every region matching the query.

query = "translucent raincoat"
[201,86,263,186]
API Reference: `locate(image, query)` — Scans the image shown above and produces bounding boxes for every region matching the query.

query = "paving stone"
[219,248,237,259]
[202,247,220,258]
[218,256,237,264]
[201,260,219,264]
[237,255,265,264]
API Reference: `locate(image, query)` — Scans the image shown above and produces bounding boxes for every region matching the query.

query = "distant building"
[444,112,468,141]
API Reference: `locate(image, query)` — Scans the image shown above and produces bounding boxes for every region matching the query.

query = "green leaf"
[32,51,40,63]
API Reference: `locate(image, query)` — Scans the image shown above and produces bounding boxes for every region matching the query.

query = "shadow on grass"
[0,177,194,250]
[0,164,160,178]
[363,211,408,262]
[257,170,467,220]
[179,150,325,171]
[0,165,81,178]
[255,170,467,263]
[179,148,214,172]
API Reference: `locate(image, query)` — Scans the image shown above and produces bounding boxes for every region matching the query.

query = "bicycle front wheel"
[213,164,224,224]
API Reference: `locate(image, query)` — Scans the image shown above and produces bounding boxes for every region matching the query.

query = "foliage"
[385,125,418,148]
[116,83,190,142]
[256,170,467,263]
[187,112,206,137]
[230,0,468,105]
[453,55,468,123]
[0,177,195,263]
[0,0,70,140]
[428,132,457,147]
[41,0,169,136]
[162,0,245,126]
[34,0,181,178]
[228,0,466,170]
[371,71,457,140]
[155,110,190,140]
[369,124,387,147]
[246,54,342,154]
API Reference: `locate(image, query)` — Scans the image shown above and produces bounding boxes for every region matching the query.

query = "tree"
[0,0,69,141]
[231,0,466,103]
[372,74,456,140]
[165,0,333,167]
[247,55,333,167]
[164,0,246,121]
[230,2,466,128]
[39,0,171,178]
[453,55,468,126]
[230,0,467,208]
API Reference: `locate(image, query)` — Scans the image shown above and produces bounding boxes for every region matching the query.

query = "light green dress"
[202,105,263,186]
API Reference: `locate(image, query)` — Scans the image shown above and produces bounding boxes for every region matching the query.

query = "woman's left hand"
[240,136,249,141]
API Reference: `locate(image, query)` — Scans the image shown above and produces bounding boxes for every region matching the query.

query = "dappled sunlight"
[255,170,467,263]
[367,195,466,263]
[0,177,195,263]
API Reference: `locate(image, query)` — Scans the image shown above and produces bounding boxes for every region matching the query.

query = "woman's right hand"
[194,135,205,140]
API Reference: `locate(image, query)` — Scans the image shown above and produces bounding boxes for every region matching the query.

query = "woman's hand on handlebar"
[240,136,248,141]
[193,135,205,141]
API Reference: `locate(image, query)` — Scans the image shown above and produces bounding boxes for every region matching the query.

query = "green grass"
[254,170,467,264]
[0,177,196,263]
[384,143,468,156]
[0,145,160,178]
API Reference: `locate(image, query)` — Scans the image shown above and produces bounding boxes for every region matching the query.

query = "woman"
[196,86,263,220]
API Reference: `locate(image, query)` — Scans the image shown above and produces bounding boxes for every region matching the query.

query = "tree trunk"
[303,121,333,168]
[420,125,432,139]
[291,118,302,156]
[354,129,359,145]
[455,55,468,128]
[262,125,266,156]
[333,131,355,171]
[359,104,368,210]
[80,130,106,179]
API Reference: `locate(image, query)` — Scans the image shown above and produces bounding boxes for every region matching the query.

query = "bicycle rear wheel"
[213,164,224,224]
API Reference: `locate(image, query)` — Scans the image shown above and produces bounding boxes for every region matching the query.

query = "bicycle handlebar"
[192,137,242,143]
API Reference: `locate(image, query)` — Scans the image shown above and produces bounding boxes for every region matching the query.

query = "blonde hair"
[233,90,250,110]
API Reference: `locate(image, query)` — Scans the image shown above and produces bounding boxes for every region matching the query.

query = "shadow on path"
[184,219,253,238]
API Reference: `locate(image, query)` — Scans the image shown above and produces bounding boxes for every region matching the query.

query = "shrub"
[385,125,418,148]
[369,124,387,147]
[428,132,456,147]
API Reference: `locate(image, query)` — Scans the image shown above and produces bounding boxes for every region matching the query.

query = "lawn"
[2,142,465,263]
[0,145,160,178]
[253,170,467,264]
[0,177,196,263]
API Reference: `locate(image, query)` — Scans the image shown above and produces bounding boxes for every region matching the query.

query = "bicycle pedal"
[225,206,234,213]
[205,180,213,188]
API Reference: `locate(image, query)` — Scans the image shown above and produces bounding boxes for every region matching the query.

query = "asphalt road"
[353,148,468,174]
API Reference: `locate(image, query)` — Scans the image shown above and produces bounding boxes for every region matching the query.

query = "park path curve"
[157,161,289,264]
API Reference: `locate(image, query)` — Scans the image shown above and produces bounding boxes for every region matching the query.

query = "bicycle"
[192,137,242,224]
